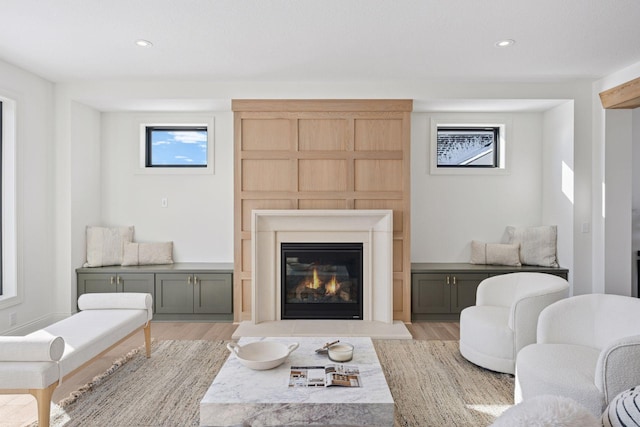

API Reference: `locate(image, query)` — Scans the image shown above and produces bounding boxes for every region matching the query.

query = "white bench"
[0,292,153,426]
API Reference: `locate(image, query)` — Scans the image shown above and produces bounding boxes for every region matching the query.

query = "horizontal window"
[429,117,509,176]
[145,126,208,168]
[436,126,499,168]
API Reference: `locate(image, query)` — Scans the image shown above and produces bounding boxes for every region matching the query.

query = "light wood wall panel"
[299,119,347,151]
[354,160,403,192]
[354,119,403,151]
[233,99,412,323]
[298,159,348,192]
[241,160,292,192]
[242,199,293,231]
[298,199,347,209]
[241,119,291,151]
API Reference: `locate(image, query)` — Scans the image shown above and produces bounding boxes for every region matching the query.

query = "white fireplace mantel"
[251,210,394,324]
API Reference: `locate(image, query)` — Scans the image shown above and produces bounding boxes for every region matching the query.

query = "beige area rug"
[35,340,513,427]
[374,340,514,426]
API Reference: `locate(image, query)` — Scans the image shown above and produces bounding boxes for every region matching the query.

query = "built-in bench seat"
[0,292,153,426]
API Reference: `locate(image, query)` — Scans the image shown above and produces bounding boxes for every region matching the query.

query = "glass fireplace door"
[281,242,363,320]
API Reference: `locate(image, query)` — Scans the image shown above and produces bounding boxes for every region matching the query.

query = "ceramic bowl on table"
[328,342,354,362]
[227,341,299,370]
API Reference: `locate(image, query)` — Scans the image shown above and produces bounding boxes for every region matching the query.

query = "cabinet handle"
[110,276,115,285]
[194,275,199,285]
[117,276,122,285]
[452,276,457,285]
[187,275,192,285]
[446,276,450,285]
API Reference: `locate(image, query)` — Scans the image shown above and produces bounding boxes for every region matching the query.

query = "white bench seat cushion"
[44,309,148,377]
[0,309,147,389]
[516,343,603,415]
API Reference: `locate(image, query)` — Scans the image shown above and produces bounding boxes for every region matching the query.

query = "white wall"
[633,108,640,297]
[593,60,640,295]
[0,59,55,333]
[0,78,592,332]
[604,109,633,296]
[70,102,102,306]
[542,102,575,287]
[411,112,546,262]
[100,112,233,262]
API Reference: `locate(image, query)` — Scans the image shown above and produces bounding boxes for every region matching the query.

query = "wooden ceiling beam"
[599,76,640,109]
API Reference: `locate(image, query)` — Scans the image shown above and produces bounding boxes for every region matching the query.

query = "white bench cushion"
[0,306,148,389]
[44,309,148,378]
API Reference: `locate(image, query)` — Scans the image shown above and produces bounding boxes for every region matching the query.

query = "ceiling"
[1,0,639,85]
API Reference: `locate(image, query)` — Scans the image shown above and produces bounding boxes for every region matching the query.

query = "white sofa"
[0,292,153,426]
[459,272,569,374]
[515,293,640,416]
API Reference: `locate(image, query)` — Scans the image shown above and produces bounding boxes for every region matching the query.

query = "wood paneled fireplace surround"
[232,99,412,337]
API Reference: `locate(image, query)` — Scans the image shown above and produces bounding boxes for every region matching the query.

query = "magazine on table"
[288,364,361,388]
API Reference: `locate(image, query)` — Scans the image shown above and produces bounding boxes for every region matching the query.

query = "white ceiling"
[1,0,639,84]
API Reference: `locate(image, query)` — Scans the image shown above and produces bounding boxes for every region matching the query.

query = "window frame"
[436,126,500,168]
[144,125,208,168]
[0,94,19,308]
[0,100,3,296]
[137,115,215,176]
[429,116,510,176]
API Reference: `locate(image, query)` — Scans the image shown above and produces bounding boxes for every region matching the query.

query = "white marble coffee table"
[200,336,394,426]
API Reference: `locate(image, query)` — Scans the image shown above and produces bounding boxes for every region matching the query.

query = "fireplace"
[281,242,363,320]
[250,209,393,324]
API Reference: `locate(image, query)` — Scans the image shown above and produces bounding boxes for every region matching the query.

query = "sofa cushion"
[470,240,521,266]
[516,343,603,415]
[121,241,173,266]
[460,305,514,373]
[506,225,559,267]
[84,225,134,267]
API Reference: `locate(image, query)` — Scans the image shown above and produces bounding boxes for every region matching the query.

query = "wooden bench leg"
[144,323,151,358]
[29,382,57,427]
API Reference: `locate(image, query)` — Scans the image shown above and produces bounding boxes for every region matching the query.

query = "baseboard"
[2,312,70,336]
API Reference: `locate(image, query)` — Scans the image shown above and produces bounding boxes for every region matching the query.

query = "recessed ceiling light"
[495,39,515,48]
[135,39,153,48]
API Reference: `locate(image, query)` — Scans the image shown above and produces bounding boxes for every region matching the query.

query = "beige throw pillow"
[470,240,521,266]
[506,225,559,267]
[122,241,174,266]
[84,226,134,267]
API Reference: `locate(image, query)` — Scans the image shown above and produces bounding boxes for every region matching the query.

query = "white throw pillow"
[470,240,521,266]
[84,226,134,267]
[506,225,559,267]
[121,241,174,266]
[603,386,640,427]
[492,395,600,427]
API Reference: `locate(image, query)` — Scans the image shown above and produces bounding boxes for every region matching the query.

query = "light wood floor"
[0,321,459,427]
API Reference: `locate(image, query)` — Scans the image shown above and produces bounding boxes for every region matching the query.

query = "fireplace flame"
[311,268,321,289]
[325,275,340,295]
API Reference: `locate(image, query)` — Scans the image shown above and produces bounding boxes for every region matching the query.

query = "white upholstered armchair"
[459,272,569,374]
[515,293,640,416]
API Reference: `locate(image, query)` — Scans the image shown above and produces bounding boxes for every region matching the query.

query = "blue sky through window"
[149,128,207,166]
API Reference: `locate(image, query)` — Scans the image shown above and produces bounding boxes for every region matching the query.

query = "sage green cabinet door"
[155,274,194,314]
[194,273,232,314]
[78,273,118,295]
[450,273,486,313]
[78,273,154,295]
[118,273,155,295]
[412,274,451,314]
